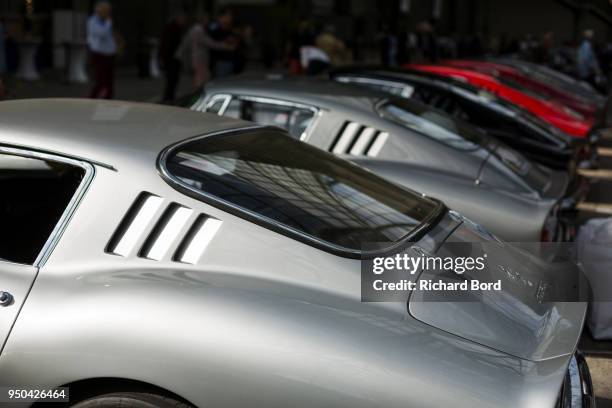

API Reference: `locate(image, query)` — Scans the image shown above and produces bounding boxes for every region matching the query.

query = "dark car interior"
[0,154,84,265]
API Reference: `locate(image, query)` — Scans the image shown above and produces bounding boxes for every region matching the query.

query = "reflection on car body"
[0,99,593,407]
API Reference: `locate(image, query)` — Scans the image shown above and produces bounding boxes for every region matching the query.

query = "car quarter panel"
[349,158,553,242]
[0,145,568,408]
[202,88,486,182]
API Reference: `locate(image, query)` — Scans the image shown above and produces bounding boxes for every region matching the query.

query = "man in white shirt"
[87,1,117,98]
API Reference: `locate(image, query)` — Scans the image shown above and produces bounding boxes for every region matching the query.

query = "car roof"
[0,98,252,169]
[205,76,386,112]
[330,65,483,93]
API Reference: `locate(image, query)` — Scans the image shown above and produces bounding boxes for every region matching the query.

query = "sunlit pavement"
[586,357,612,407]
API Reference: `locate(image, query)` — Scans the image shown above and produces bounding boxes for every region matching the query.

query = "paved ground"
[3,68,193,103]
[588,356,612,407]
[4,68,612,404]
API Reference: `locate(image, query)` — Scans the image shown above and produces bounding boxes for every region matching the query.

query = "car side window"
[205,98,225,114]
[223,98,242,119]
[219,97,315,140]
[0,153,85,265]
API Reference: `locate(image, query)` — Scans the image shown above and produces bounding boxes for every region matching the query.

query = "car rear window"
[161,128,441,255]
[377,99,487,150]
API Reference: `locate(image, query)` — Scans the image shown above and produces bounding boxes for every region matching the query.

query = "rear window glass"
[377,99,487,150]
[162,129,440,254]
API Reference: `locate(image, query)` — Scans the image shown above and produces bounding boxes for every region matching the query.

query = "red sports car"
[407,64,593,138]
[441,59,598,119]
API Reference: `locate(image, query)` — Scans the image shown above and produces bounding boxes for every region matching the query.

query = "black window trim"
[0,144,95,267]
[157,126,447,259]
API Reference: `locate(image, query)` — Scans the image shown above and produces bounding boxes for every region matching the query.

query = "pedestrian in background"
[177,13,234,90]
[159,11,187,103]
[577,29,601,87]
[0,18,6,99]
[87,1,117,99]
[315,25,350,67]
[208,7,236,78]
[286,18,315,75]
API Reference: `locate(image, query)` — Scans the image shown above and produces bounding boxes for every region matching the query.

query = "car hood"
[408,214,587,362]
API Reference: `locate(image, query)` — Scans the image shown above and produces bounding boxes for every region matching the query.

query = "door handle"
[0,291,13,307]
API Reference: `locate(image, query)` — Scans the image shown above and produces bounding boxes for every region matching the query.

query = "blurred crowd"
[0,1,611,102]
[374,21,612,92]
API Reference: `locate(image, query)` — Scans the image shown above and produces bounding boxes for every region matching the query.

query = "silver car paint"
[0,100,580,407]
[201,78,561,242]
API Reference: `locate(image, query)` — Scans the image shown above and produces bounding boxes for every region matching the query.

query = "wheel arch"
[31,377,196,408]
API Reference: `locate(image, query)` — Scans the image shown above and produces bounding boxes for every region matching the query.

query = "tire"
[70,392,193,408]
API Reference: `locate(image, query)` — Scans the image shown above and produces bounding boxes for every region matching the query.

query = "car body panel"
[199,78,566,242]
[0,263,37,353]
[408,64,593,138]
[409,220,587,362]
[329,66,588,171]
[442,60,599,118]
[493,58,605,105]
[0,99,587,407]
[348,158,554,242]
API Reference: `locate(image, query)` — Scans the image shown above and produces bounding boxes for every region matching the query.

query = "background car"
[330,66,595,171]
[183,77,582,242]
[0,99,593,408]
[492,58,606,106]
[441,59,600,119]
[408,64,594,138]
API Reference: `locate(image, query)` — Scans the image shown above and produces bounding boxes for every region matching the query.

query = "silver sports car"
[182,77,583,242]
[0,99,592,407]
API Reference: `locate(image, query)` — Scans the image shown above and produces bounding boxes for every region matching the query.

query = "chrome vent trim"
[107,193,221,263]
[330,122,388,157]
[107,193,164,257]
[140,204,193,261]
[366,131,389,157]
[174,215,223,264]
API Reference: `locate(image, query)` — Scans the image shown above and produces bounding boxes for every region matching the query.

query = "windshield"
[162,128,440,254]
[377,98,487,150]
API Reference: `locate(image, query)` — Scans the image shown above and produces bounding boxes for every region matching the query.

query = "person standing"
[0,19,6,99]
[286,18,314,75]
[577,29,601,87]
[177,14,233,90]
[87,1,117,99]
[208,7,235,78]
[315,25,350,68]
[159,11,187,102]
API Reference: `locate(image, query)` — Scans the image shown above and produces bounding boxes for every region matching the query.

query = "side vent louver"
[107,192,221,264]
[174,215,223,264]
[329,121,388,157]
